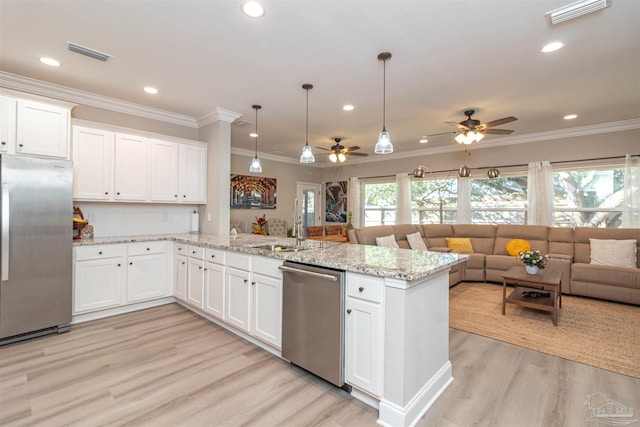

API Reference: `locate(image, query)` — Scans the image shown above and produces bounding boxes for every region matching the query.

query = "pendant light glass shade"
[375,52,393,154]
[300,83,315,164]
[249,105,263,173]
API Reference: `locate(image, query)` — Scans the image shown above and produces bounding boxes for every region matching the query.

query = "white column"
[198,108,241,235]
[396,173,411,224]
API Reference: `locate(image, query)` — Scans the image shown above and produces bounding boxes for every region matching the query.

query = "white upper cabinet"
[179,144,207,203]
[72,126,114,200]
[114,133,149,201]
[0,95,72,159]
[150,139,179,202]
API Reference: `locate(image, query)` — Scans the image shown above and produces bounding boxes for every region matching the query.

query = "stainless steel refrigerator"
[0,155,73,344]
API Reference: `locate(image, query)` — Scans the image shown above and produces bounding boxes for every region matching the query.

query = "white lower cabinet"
[345,273,384,397]
[251,257,283,349]
[127,242,171,303]
[174,254,187,302]
[225,266,251,333]
[204,248,225,320]
[74,248,125,313]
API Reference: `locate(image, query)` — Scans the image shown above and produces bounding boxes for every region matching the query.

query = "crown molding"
[0,71,200,128]
[197,108,242,127]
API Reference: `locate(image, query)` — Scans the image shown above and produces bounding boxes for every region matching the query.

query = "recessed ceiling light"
[564,114,578,120]
[342,104,354,111]
[242,1,265,18]
[40,57,60,67]
[144,87,158,94]
[541,42,565,53]
[419,137,428,143]
[250,132,258,138]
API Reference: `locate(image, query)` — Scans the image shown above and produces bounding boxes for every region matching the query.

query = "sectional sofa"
[349,224,640,305]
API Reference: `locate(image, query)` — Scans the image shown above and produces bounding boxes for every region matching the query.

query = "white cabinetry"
[73,245,125,313]
[251,257,283,348]
[114,133,149,201]
[174,243,188,302]
[186,245,205,309]
[0,95,71,159]
[179,144,207,203]
[204,248,225,320]
[127,241,171,303]
[72,126,114,200]
[225,252,252,333]
[345,273,383,397]
[150,139,179,202]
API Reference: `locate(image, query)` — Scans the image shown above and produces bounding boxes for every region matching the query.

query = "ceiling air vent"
[545,0,611,25]
[66,42,112,62]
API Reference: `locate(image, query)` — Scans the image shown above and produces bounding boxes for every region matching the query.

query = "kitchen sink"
[253,244,308,253]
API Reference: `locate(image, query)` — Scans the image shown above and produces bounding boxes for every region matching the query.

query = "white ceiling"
[1,1,639,164]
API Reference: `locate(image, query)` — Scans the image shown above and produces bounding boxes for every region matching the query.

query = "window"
[471,175,527,224]
[362,180,396,226]
[553,166,624,228]
[411,178,457,224]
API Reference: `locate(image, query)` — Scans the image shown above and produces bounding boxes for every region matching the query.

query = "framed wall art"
[325,181,347,222]
[230,174,277,209]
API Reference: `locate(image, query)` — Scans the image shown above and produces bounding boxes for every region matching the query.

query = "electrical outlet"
[161,212,168,222]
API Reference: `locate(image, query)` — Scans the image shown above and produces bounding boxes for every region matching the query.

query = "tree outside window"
[411,178,457,224]
[471,175,527,224]
[362,181,396,226]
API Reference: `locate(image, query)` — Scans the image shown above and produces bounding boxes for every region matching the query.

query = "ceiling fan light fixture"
[300,84,315,164]
[338,153,346,163]
[329,152,337,163]
[374,52,393,155]
[249,104,263,173]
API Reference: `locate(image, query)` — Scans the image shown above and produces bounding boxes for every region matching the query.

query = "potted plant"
[518,249,547,274]
[252,214,268,236]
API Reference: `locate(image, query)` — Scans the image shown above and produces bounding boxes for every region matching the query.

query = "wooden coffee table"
[502,265,563,326]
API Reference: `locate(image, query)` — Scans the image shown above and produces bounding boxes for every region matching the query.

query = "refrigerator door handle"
[2,183,9,281]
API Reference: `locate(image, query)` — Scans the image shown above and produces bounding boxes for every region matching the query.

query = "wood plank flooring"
[1,303,638,426]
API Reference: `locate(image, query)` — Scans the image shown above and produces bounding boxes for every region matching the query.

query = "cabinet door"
[0,96,16,153]
[175,254,187,302]
[187,258,205,309]
[114,133,149,201]
[127,253,170,303]
[179,144,207,203]
[74,258,124,313]
[225,267,251,332]
[16,100,69,158]
[345,297,382,396]
[251,273,282,348]
[150,139,179,202]
[72,126,114,200]
[204,261,224,320]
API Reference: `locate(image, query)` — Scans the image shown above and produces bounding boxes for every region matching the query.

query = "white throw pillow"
[376,234,399,248]
[590,238,637,269]
[407,231,427,250]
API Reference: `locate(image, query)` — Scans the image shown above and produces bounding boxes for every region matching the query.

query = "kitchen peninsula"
[73,233,467,427]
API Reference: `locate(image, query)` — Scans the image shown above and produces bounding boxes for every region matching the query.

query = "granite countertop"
[74,233,468,283]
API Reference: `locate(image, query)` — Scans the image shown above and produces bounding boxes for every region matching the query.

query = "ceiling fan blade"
[482,116,517,128]
[348,152,368,157]
[446,121,469,131]
[315,146,330,151]
[344,145,360,152]
[483,128,514,135]
[427,131,459,137]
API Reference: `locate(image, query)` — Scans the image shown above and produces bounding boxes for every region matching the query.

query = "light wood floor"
[1,303,638,426]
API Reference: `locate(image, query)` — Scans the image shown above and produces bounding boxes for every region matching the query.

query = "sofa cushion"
[376,234,399,248]
[446,237,474,253]
[407,231,427,250]
[421,224,454,248]
[574,227,640,266]
[548,227,574,259]
[590,239,637,269]
[453,224,496,254]
[572,263,640,289]
[493,225,548,256]
[355,225,396,246]
[506,239,532,256]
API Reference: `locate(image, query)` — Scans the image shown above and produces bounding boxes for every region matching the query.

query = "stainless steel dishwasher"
[279,261,349,390]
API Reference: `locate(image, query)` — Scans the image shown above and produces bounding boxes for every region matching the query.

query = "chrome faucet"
[293,198,305,246]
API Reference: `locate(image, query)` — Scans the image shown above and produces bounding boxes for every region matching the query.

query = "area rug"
[449,282,640,378]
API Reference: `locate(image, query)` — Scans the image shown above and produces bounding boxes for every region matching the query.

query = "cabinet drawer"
[205,248,226,265]
[187,245,205,260]
[251,256,282,278]
[226,251,251,271]
[347,274,383,303]
[128,241,166,256]
[175,243,187,256]
[75,244,124,261]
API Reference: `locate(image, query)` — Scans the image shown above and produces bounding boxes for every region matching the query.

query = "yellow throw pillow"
[506,239,532,257]
[446,237,474,253]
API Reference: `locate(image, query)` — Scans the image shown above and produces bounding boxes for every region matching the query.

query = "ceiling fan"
[429,109,518,145]
[316,138,368,163]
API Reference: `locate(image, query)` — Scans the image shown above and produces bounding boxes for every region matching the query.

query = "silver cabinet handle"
[278,265,338,281]
[2,184,9,281]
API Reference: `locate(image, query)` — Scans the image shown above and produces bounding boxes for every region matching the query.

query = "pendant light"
[375,52,393,154]
[249,105,262,173]
[299,83,315,164]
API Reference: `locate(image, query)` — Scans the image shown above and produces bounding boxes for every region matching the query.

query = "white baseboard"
[71,297,175,324]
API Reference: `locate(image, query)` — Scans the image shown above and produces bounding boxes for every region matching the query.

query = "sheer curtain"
[396,173,411,224]
[347,177,360,227]
[527,161,554,226]
[623,154,640,228]
[457,177,471,224]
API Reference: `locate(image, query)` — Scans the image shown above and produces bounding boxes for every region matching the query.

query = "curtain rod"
[357,154,639,180]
